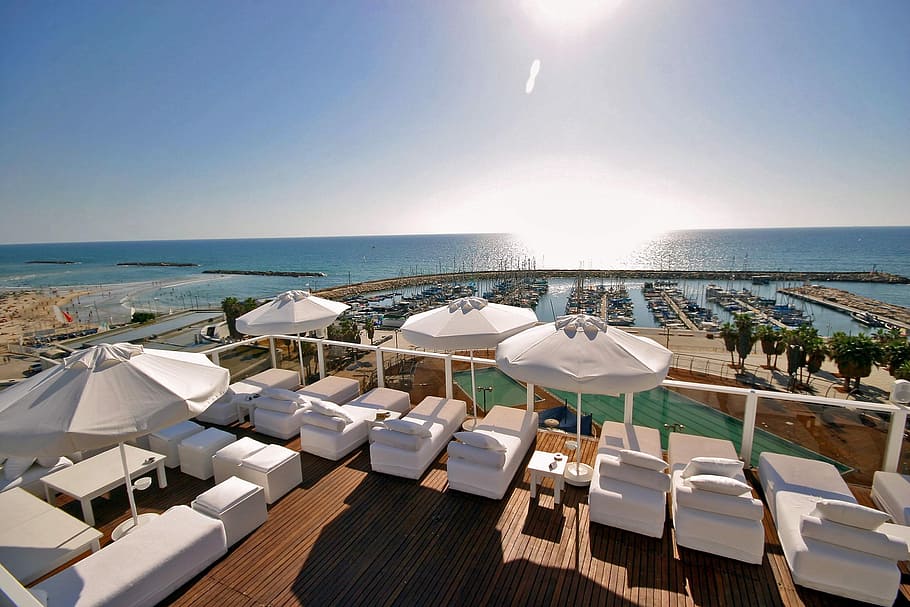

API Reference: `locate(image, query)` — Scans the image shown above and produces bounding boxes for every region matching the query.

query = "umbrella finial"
[65,343,145,370]
[449,296,488,313]
[555,314,608,339]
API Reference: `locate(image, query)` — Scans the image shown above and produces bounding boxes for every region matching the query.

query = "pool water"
[453,367,541,411]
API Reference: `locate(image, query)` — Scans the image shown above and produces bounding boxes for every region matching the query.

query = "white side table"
[527,450,568,504]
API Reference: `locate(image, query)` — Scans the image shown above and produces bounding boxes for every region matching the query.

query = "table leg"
[45,485,54,504]
[81,498,95,526]
[156,463,167,488]
[90,538,101,552]
[530,471,539,498]
[554,477,564,505]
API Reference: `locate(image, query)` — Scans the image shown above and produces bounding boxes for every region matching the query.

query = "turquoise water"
[453,367,539,411]
[550,386,850,472]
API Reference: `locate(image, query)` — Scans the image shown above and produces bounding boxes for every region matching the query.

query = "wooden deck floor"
[49,427,910,607]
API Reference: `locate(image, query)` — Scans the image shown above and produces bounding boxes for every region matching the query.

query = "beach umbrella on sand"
[0,343,228,534]
[496,314,671,485]
[401,297,538,427]
[236,290,350,384]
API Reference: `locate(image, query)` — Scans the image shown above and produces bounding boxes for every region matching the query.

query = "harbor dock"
[780,285,910,332]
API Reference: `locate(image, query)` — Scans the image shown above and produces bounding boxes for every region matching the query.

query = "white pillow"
[681,456,743,479]
[448,441,506,469]
[800,514,909,561]
[619,449,667,472]
[3,456,36,480]
[253,397,301,415]
[385,418,432,437]
[37,456,61,468]
[371,428,421,451]
[301,411,347,432]
[685,474,752,496]
[261,388,302,401]
[811,499,890,530]
[598,456,670,492]
[454,430,506,452]
[310,400,354,423]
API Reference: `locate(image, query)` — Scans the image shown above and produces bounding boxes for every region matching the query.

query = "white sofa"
[589,422,669,538]
[446,406,538,500]
[32,505,228,607]
[759,452,909,606]
[370,396,466,480]
[0,456,72,497]
[196,368,300,425]
[300,387,411,460]
[668,432,765,564]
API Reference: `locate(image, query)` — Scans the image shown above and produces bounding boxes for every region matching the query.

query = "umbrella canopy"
[401,297,537,422]
[496,314,671,484]
[0,343,229,457]
[401,297,538,351]
[236,290,350,336]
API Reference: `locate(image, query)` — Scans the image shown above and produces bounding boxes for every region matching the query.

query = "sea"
[1,227,908,336]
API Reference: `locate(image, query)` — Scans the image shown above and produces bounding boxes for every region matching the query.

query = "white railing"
[201,335,907,475]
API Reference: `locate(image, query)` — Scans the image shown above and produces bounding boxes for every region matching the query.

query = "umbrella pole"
[297,333,305,385]
[470,350,478,421]
[119,442,140,528]
[576,392,582,466]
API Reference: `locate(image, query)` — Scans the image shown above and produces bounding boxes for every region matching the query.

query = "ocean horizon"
[1,227,908,334]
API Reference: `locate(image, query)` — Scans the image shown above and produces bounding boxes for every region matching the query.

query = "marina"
[781,285,910,332]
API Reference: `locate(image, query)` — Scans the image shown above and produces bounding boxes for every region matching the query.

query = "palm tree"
[221,296,259,338]
[827,332,882,391]
[733,313,757,370]
[876,329,910,377]
[756,324,779,368]
[720,322,738,367]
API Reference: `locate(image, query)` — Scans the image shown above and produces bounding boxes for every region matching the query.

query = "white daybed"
[446,406,538,500]
[297,375,361,405]
[589,422,669,538]
[370,396,466,480]
[300,387,411,460]
[197,368,300,425]
[871,470,910,526]
[668,432,765,564]
[251,390,313,440]
[759,452,909,606]
[32,505,228,607]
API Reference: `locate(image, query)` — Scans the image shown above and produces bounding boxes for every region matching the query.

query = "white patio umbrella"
[496,314,671,485]
[401,297,537,427]
[0,343,229,533]
[235,290,350,384]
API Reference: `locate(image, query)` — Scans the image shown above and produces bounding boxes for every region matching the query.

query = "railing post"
[526,383,534,412]
[210,351,220,367]
[883,407,907,473]
[624,393,634,424]
[740,390,758,466]
[445,354,453,399]
[317,341,326,380]
[268,337,277,369]
[376,349,385,388]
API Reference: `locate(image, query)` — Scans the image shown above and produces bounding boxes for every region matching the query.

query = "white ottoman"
[149,421,205,468]
[196,392,241,426]
[213,437,267,484]
[239,444,302,504]
[191,477,267,547]
[178,428,237,480]
[872,471,910,525]
[297,376,361,404]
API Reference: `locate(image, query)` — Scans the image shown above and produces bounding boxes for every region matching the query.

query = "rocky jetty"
[202,269,326,277]
[117,262,199,267]
[26,260,77,265]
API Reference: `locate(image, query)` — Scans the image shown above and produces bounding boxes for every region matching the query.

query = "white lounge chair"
[32,505,229,607]
[589,422,669,538]
[0,456,72,497]
[446,405,538,500]
[296,375,361,405]
[871,470,910,526]
[197,368,300,425]
[668,432,765,564]
[370,396,466,479]
[759,452,909,606]
[300,387,411,460]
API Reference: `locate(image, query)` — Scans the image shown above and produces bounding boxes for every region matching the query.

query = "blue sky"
[1,1,908,244]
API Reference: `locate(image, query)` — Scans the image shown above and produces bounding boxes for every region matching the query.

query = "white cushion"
[674,476,764,520]
[385,418,432,437]
[800,514,910,561]
[454,430,506,451]
[215,437,266,464]
[681,456,743,479]
[619,449,667,471]
[36,456,60,468]
[686,474,752,496]
[261,388,302,401]
[812,499,890,530]
[253,397,302,414]
[371,428,422,451]
[310,400,354,423]
[241,444,295,473]
[447,441,506,469]
[194,476,261,512]
[301,411,347,432]
[3,456,36,480]
[598,456,670,492]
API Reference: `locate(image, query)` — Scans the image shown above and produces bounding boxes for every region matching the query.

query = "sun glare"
[529,0,623,31]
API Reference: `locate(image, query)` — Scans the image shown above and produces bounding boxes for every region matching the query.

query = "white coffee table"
[0,487,102,584]
[528,450,568,504]
[42,444,167,526]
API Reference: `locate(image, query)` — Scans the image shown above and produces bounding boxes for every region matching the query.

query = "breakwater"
[315,269,909,300]
[780,285,910,331]
[202,269,327,278]
[118,262,199,267]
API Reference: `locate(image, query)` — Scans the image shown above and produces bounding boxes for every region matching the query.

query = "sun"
[529,0,623,31]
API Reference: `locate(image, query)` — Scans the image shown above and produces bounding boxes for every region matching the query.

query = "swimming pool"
[457,367,848,472]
